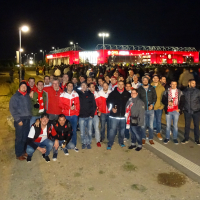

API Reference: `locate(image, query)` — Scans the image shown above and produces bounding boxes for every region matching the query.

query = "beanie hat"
[19,81,27,88]
[111,76,117,80]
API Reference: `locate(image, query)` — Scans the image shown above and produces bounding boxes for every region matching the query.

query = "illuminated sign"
[47,55,53,59]
[108,51,130,56]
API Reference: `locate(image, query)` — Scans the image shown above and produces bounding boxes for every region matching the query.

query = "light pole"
[98,33,109,64]
[70,42,78,63]
[31,53,37,64]
[19,25,29,81]
[40,50,45,63]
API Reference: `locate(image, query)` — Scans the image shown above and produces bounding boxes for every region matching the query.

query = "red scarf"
[117,88,124,93]
[18,89,27,96]
[26,81,37,92]
[36,89,44,113]
[112,82,118,88]
[61,83,67,90]
[125,101,134,129]
[167,88,178,112]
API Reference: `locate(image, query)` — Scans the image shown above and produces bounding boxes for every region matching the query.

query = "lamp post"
[70,42,78,64]
[98,32,109,64]
[19,25,29,81]
[31,53,37,64]
[40,50,45,63]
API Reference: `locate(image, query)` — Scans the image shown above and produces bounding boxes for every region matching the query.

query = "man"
[162,80,185,144]
[44,75,52,87]
[77,82,96,149]
[105,75,110,85]
[98,82,111,142]
[87,77,93,84]
[43,79,63,123]
[109,76,118,91]
[160,76,169,90]
[50,75,54,84]
[26,113,54,162]
[30,81,47,127]
[79,75,86,84]
[88,83,102,147]
[182,79,200,145]
[51,114,74,161]
[27,77,37,94]
[179,68,194,90]
[59,82,80,152]
[131,75,141,89]
[126,69,134,83]
[60,74,69,90]
[125,83,132,93]
[138,76,157,145]
[9,81,32,160]
[125,89,145,151]
[107,81,131,150]
[98,77,104,91]
[151,75,165,140]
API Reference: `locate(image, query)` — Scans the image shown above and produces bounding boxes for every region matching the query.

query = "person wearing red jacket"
[88,83,102,147]
[98,82,111,142]
[43,79,63,123]
[59,82,80,152]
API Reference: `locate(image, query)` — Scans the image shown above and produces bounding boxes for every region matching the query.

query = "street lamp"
[70,42,78,63]
[40,50,45,62]
[52,47,55,50]
[19,25,29,81]
[31,53,37,64]
[98,32,109,64]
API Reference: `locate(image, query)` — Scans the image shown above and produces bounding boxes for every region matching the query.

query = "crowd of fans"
[9,63,200,162]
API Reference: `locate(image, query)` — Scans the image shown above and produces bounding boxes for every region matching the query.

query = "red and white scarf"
[125,101,134,129]
[36,89,44,113]
[167,88,178,112]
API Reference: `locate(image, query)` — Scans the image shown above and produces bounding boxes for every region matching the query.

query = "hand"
[18,121,23,126]
[53,140,59,150]
[98,111,101,116]
[168,102,173,106]
[90,116,93,118]
[71,106,75,110]
[148,105,153,110]
[34,119,40,127]
[176,109,180,113]
[29,91,34,98]
[112,108,117,113]
[37,147,46,154]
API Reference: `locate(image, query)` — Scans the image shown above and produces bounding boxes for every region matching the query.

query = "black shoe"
[45,156,50,163]
[100,138,104,143]
[128,145,136,149]
[42,154,45,159]
[135,147,142,151]
[164,138,169,144]
[195,140,200,145]
[27,156,32,163]
[181,138,189,144]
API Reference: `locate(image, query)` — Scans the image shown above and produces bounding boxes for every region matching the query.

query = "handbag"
[130,116,138,126]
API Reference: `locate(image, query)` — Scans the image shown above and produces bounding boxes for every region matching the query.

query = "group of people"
[9,64,200,163]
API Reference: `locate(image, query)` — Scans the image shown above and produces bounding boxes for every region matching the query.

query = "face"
[119,77,124,81]
[126,84,131,91]
[103,83,108,91]
[52,80,59,90]
[72,78,77,84]
[114,72,119,78]
[80,77,85,83]
[19,84,27,92]
[118,82,124,90]
[98,79,104,86]
[58,117,66,126]
[40,116,49,126]
[63,74,69,82]
[50,76,54,83]
[87,78,93,84]
[171,81,177,89]
[129,70,134,76]
[131,90,138,98]
[105,76,110,83]
[81,83,87,91]
[133,76,138,83]
[44,77,50,85]
[93,78,97,83]
[67,83,73,92]
[111,77,117,85]
[58,77,63,83]
[37,82,44,91]
[142,78,149,86]
[153,76,159,84]
[28,79,35,87]
[160,77,166,84]
[89,84,95,93]
[189,81,196,88]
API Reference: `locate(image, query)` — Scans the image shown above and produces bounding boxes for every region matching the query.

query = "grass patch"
[122,162,137,172]
[99,170,104,174]
[74,172,81,177]
[131,184,147,192]
[88,187,94,191]
[157,172,186,187]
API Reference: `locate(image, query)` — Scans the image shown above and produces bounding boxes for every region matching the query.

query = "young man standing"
[44,75,52,87]
[98,78,104,91]
[162,80,185,144]
[27,77,37,94]
[59,82,80,152]
[126,69,134,83]
[131,75,141,89]
[60,74,69,90]
[9,81,32,160]
[109,76,118,91]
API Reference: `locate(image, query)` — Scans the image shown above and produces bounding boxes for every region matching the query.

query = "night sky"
[0,0,200,60]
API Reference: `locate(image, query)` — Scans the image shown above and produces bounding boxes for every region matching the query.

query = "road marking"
[147,141,200,177]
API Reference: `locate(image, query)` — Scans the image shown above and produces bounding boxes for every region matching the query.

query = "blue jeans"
[108,117,126,147]
[52,140,75,155]
[79,117,93,145]
[166,111,180,139]
[65,115,78,146]
[141,110,154,140]
[26,139,53,157]
[30,116,40,127]
[14,118,30,157]
[130,126,142,147]
[153,109,162,133]
[92,115,100,142]
[125,128,130,139]
[100,113,110,140]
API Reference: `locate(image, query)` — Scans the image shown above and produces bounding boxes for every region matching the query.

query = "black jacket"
[107,87,131,118]
[137,85,157,110]
[77,90,96,118]
[183,87,200,114]
[162,88,185,114]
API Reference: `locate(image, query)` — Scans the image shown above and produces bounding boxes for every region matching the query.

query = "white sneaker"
[52,158,57,161]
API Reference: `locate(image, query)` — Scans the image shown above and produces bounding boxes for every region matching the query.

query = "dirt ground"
[0,72,200,200]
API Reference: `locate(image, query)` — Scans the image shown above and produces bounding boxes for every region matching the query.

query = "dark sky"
[0,0,200,60]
